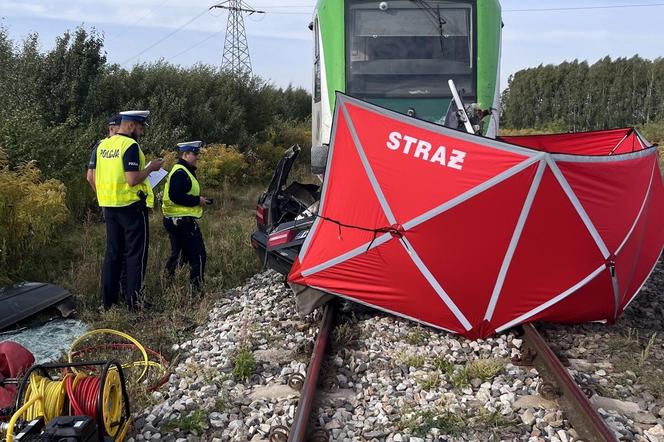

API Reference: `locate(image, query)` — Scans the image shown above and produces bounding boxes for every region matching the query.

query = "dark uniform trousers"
[102,201,149,309]
[163,217,206,289]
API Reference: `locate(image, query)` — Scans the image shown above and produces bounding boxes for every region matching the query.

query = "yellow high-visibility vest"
[162,164,203,218]
[95,135,154,208]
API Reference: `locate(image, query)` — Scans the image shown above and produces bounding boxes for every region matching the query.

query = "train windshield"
[346,0,474,98]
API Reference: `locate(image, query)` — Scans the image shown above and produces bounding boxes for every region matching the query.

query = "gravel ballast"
[125,271,581,441]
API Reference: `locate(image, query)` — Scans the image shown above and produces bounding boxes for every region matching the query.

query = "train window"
[314,19,322,103]
[346,0,474,98]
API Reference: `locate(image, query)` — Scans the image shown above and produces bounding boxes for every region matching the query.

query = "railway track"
[272,306,619,442]
[515,324,618,442]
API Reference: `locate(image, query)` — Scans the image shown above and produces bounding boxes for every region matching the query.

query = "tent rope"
[285,194,410,253]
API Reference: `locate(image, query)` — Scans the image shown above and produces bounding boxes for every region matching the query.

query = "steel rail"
[521,324,617,442]
[287,303,335,442]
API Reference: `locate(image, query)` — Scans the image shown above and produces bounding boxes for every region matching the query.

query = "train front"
[312,0,502,152]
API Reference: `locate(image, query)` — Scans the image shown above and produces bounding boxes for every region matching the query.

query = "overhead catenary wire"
[107,0,172,42]
[249,2,664,15]
[504,3,664,12]
[114,1,664,63]
[169,29,225,61]
[121,7,211,65]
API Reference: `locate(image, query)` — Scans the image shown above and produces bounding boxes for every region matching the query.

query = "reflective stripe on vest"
[95,135,153,208]
[162,164,203,218]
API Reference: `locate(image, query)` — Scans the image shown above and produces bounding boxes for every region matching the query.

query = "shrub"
[196,144,248,188]
[0,151,69,284]
[639,121,664,146]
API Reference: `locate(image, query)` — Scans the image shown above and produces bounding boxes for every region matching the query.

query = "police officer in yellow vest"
[87,113,121,192]
[92,110,163,310]
[162,141,209,290]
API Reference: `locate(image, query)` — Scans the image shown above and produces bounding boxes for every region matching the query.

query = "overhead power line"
[170,30,224,61]
[505,3,664,12]
[107,0,172,42]
[255,2,664,15]
[121,8,210,65]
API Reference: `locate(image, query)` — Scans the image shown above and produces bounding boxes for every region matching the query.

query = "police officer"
[87,113,121,192]
[162,141,209,290]
[92,110,163,310]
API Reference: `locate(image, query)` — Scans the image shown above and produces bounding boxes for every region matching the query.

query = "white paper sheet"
[147,168,168,188]
[145,161,168,188]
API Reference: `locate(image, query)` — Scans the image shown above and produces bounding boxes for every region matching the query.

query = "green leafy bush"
[0,150,69,284]
[197,144,248,187]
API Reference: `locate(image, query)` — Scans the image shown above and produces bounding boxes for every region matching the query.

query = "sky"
[1,0,663,92]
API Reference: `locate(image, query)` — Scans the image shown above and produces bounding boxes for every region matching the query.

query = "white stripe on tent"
[298,96,345,262]
[400,237,473,331]
[550,147,657,163]
[609,131,632,156]
[484,159,547,322]
[309,285,457,334]
[340,93,539,158]
[623,246,664,311]
[616,159,657,256]
[547,156,611,259]
[301,233,392,277]
[610,270,621,320]
[634,128,654,148]
[619,174,656,312]
[403,155,543,231]
[341,103,398,224]
[495,264,606,333]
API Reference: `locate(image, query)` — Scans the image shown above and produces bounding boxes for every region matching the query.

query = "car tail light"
[267,228,297,248]
[256,205,266,225]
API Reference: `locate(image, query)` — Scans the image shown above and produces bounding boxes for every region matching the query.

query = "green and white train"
[311,0,502,151]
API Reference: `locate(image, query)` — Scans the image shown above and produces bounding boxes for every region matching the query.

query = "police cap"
[108,113,122,126]
[177,141,203,154]
[120,110,150,126]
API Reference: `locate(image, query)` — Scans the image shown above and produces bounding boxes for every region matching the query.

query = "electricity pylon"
[210,1,264,76]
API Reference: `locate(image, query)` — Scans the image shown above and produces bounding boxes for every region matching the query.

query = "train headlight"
[379,2,388,11]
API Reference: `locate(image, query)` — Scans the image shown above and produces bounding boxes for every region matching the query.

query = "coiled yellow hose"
[68,328,150,382]
[24,373,68,421]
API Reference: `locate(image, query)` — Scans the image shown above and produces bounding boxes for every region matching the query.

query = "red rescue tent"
[289,94,664,339]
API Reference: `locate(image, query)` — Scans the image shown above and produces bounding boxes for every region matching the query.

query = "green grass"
[432,356,455,376]
[62,186,261,350]
[451,366,471,389]
[418,372,441,390]
[397,353,425,369]
[467,359,504,382]
[605,328,664,400]
[406,326,429,345]
[400,408,466,437]
[449,359,504,390]
[232,346,256,382]
[332,321,361,349]
[399,407,515,438]
[214,392,231,412]
[162,408,208,434]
